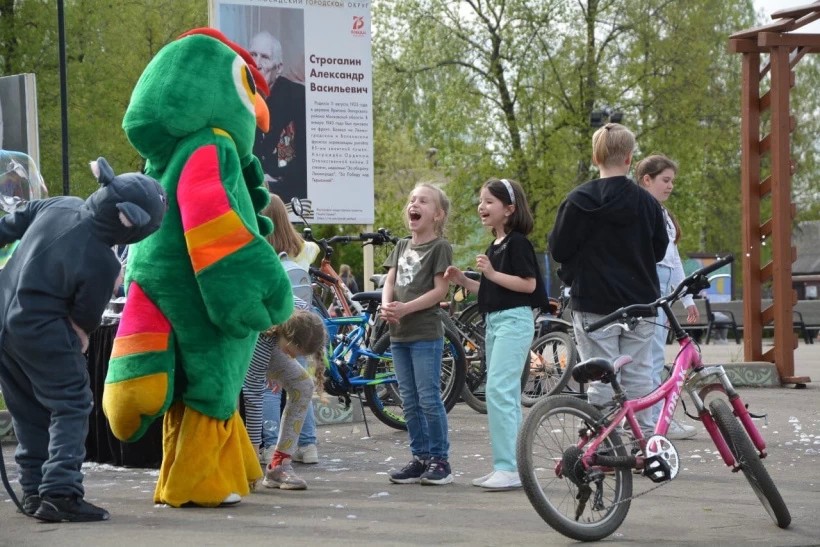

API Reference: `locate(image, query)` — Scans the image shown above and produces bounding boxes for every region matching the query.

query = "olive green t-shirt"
[383,237,452,342]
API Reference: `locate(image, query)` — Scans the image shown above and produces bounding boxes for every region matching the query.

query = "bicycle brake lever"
[603,321,632,333]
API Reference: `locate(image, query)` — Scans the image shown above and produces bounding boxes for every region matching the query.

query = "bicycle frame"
[580,300,768,472]
[323,312,394,390]
[313,260,363,317]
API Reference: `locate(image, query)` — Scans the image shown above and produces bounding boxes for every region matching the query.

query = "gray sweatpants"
[571,310,656,436]
[0,333,91,498]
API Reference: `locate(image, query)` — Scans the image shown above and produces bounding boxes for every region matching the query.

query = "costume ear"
[91,157,116,186]
[116,202,151,228]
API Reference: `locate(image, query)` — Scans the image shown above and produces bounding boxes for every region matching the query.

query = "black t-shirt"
[477,231,550,315]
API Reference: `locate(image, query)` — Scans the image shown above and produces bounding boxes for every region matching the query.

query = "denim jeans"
[572,309,656,436]
[650,264,673,424]
[261,356,317,448]
[391,337,449,460]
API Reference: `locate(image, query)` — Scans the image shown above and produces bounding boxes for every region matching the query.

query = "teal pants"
[485,306,533,471]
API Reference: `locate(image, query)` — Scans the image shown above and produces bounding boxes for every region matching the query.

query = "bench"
[794,300,820,344]
[710,299,812,344]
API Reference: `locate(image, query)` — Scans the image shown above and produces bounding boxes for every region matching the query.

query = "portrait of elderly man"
[249,30,307,203]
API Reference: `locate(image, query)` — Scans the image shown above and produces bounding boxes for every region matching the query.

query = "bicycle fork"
[687,365,769,468]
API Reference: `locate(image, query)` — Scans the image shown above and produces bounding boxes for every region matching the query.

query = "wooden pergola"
[728,2,818,385]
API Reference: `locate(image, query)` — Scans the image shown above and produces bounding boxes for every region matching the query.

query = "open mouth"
[409,211,421,221]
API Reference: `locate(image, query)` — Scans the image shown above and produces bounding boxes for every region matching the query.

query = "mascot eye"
[232,56,256,115]
[243,66,256,96]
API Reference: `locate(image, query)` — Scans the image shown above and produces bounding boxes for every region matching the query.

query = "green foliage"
[1,0,818,284]
[0,0,206,197]
[371,0,775,265]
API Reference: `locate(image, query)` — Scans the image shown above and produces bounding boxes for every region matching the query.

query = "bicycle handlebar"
[303,228,398,258]
[584,254,734,333]
[309,266,338,284]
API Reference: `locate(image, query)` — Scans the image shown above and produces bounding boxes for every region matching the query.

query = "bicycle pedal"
[642,435,679,483]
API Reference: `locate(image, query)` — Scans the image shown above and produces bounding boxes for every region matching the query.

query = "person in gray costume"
[0,157,166,522]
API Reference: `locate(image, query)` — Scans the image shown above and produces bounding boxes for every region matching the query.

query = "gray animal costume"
[0,158,166,518]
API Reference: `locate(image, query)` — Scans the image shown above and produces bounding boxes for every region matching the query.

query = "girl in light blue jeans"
[446,177,549,490]
[636,155,699,439]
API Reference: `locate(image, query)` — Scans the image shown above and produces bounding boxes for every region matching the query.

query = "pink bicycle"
[516,255,791,541]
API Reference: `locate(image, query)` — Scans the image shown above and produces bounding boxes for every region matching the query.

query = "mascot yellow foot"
[154,402,262,507]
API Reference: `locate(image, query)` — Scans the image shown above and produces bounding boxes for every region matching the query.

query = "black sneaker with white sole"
[21,493,41,516]
[34,494,110,522]
[420,457,454,485]
[389,456,428,484]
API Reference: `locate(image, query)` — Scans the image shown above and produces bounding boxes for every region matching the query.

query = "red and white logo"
[352,15,366,36]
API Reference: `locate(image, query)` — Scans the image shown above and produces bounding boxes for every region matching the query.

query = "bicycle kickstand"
[355,391,372,438]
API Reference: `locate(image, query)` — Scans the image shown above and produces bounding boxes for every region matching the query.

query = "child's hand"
[475,254,494,277]
[267,379,282,393]
[443,266,465,286]
[686,304,700,324]
[380,301,406,324]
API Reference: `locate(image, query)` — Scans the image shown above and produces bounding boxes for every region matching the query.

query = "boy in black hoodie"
[549,123,668,436]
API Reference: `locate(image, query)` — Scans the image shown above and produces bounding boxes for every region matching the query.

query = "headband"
[500,179,515,204]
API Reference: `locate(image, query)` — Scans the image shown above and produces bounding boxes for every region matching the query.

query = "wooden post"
[740,51,763,362]
[768,46,801,381]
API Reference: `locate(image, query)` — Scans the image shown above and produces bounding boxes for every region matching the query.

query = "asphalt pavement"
[2,342,820,546]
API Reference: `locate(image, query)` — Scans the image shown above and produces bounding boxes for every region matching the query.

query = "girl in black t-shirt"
[445,178,548,490]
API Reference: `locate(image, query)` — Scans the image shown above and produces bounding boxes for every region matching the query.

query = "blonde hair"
[591,123,635,169]
[265,309,327,360]
[405,183,450,237]
[261,193,304,257]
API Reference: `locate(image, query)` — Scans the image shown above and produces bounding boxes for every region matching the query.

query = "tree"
[1,0,206,197]
[372,0,760,263]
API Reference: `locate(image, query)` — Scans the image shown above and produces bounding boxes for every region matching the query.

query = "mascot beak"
[255,94,270,133]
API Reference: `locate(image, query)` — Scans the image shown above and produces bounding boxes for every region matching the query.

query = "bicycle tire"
[441,324,467,411]
[520,331,577,407]
[709,398,791,528]
[452,304,488,414]
[364,332,405,430]
[517,395,632,542]
[363,326,466,430]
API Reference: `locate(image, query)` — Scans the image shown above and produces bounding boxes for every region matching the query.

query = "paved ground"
[2,342,820,546]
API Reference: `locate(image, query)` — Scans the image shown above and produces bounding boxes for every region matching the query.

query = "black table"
[85,323,163,468]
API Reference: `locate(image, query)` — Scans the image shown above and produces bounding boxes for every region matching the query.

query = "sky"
[754,0,820,31]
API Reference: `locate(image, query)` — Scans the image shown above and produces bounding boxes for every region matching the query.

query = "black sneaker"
[21,493,41,516]
[34,494,110,522]
[389,456,427,484]
[420,457,454,485]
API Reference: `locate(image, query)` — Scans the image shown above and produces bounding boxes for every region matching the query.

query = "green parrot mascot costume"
[102,28,294,507]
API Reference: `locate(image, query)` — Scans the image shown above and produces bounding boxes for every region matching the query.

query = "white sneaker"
[292,444,319,464]
[479,470,522,490]
[667,419,697,440]
[220,493,241,506]
[471,471,495,487]
[263,460,308,490]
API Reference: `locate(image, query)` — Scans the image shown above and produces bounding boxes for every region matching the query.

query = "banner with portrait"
[209,0,374,224]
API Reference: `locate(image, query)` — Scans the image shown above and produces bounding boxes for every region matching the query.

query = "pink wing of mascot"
[102,28,294,507]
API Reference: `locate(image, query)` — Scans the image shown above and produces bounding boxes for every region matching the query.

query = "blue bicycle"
[321,290,466,431]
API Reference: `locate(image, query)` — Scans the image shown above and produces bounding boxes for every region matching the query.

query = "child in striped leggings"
[243,305,325,490]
